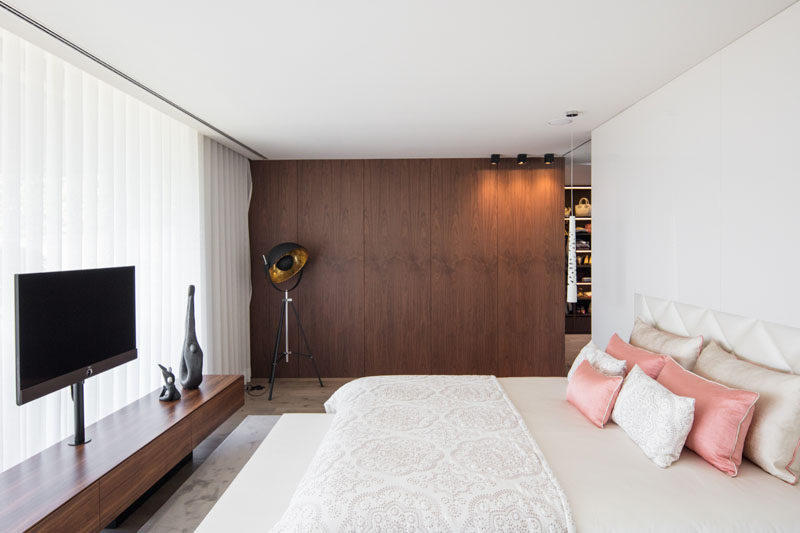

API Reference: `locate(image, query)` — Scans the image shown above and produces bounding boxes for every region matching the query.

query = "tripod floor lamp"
[263,242,323,400]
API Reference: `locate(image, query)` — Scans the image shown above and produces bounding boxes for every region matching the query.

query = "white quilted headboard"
[634,294,800,375]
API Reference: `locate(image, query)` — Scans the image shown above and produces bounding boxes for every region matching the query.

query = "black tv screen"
[15,266,137,405]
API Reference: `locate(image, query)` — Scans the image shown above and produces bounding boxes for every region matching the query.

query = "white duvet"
[271,375,574,532]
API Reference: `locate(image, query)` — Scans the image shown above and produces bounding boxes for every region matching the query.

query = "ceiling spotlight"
[516,154,527,166]
[547,110,583,126]
[547,117,572,126]
[490,154,500,165]
[544,153,555,165]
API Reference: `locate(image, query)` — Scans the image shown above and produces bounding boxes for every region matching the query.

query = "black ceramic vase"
[179,285,203,389]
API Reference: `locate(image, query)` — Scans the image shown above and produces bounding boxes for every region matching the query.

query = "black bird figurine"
[158,364,181,402]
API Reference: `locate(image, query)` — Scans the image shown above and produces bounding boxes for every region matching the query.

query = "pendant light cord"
[570,126,574,206]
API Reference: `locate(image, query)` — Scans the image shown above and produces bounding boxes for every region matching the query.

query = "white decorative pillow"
[567,341,627,381]
[694,342,800,484]
[611,365,695,468]
[630,318,703,370]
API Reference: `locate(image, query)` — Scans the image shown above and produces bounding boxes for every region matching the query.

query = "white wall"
[592,3,800,345]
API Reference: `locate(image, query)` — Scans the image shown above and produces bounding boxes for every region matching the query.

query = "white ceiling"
[1,0,796,160]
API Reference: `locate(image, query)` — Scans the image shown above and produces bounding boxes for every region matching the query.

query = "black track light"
[516,154,527,166]
[544,153,555,165]
[490,154,500,165]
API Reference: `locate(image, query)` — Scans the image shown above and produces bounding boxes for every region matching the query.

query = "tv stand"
[68,381,91,446]
[0,374,243,532]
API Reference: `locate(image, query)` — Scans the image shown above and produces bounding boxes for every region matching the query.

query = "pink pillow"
[657,357,759,476]
[567,360,624,428]
[606,333,667,379]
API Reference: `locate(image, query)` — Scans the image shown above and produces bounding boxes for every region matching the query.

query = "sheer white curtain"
[0,28,251,472]
[198,137,252,381]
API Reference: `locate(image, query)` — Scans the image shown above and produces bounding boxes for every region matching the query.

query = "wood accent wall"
[249,158,564,378]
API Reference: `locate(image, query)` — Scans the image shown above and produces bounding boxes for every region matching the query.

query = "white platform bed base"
[201,378,799,532]
[197,414,334,532]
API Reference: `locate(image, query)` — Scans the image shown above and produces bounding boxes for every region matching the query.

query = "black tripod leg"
[290,301,323,387]
[269,302,285,400]
[309,355,323,388]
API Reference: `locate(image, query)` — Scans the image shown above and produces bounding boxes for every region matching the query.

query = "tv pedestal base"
[0,374,244,532]
[68,381,91,446]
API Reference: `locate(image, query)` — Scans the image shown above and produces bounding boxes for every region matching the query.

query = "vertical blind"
[0,28,251,471]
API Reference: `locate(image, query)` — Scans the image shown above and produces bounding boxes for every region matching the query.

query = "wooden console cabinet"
[0,375,244,532]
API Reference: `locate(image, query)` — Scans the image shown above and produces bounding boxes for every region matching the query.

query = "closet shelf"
[565,185,591,334]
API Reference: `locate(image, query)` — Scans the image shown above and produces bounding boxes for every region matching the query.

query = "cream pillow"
[611,365,695,468]
[694,342,800,484]
[630,318,703,370]
[567,341,627,381]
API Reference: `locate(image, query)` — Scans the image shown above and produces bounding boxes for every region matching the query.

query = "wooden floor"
[565,333,591,366]
[242,377,354,414]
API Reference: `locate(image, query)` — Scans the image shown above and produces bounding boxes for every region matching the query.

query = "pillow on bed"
[611,365,695,468]
[567,341,627,381]
[605,334,667,379]
[567,360,624,428]
[694,342,800,484]
[657,357,759,476]
[630,318,703,370]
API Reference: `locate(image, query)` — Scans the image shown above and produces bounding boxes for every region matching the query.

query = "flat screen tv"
[15,266,137,406]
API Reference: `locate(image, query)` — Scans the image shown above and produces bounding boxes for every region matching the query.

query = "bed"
[199,295,800,531]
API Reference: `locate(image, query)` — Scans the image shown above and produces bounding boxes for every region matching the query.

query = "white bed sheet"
[200,378,800,532]
[501,377,800,533]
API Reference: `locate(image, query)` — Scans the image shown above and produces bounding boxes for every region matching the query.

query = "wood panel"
[497,159,565,376]
[249,161,300,378]
[191,377,246,446]
[364,160,431,374]
[0,375,242,532]
[430,159,499,374]
[297,160,365,377]
[36,483,99,533]
[248,158,563,378]
[99,417,193,524]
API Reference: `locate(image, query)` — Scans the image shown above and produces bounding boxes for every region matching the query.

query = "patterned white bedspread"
[271,375,575,532]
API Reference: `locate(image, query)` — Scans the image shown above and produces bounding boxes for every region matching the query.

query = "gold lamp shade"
[264,242,308,284]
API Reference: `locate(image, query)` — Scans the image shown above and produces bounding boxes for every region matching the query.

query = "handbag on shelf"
[564,207,571,217]
[574,197,591,217]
